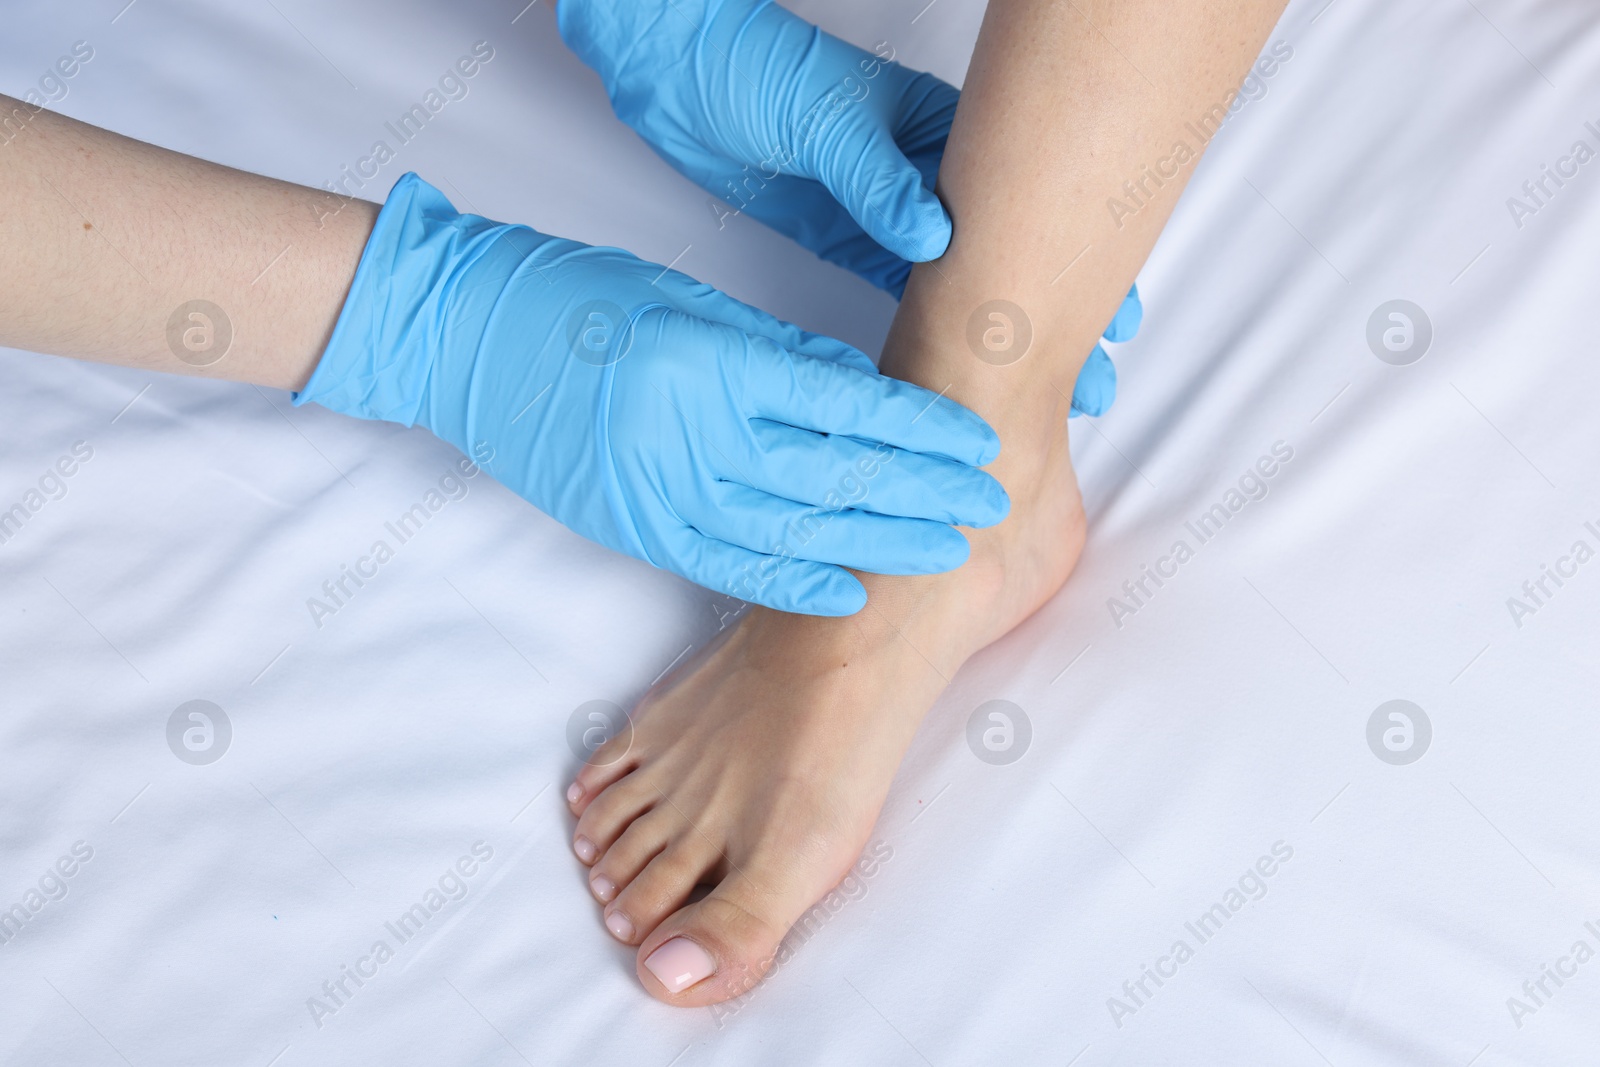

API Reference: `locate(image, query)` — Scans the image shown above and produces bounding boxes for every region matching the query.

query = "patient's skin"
[567,0,1290,1006]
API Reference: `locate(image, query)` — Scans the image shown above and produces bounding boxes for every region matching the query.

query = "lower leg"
[568,0,1289,1006]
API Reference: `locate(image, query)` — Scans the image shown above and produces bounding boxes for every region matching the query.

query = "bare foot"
[565,401,1084,1005]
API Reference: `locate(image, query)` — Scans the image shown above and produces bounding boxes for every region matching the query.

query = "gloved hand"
[556,0,1143,417]
[295,173,1010,616]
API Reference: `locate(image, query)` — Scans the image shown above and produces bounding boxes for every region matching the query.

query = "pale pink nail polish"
[566,782,583,805]
[573,836,597,864]
[590,874,617,902]
[605,910,635,942]
[644,938,717,994]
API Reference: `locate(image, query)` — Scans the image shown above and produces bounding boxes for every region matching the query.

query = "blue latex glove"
[557,0,1144,416]
[295,173,1010,616]
[558,0,955,286]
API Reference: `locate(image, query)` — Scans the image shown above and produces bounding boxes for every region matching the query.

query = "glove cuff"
[294,172,544,443]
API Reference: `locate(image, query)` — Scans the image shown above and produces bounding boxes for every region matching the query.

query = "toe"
[572,773,655,865]
[567,748,638,817]
[587,810,674,903]
[634,860,829,1006]
[566,712,643,815]
[604,840,718,947]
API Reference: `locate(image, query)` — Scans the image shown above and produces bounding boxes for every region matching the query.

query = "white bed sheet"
[4,0,1600,1063]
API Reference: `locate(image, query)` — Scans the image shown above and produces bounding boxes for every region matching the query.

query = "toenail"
[643,937,717,994]
[573,836,597,864]
[605,909,635,942]
[590,874,617,902]
[566,782,583,805]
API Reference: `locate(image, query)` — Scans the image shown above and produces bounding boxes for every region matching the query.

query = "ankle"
[881,322,1079,492]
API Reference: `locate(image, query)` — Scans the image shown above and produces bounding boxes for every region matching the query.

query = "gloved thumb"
[815,115,952,264]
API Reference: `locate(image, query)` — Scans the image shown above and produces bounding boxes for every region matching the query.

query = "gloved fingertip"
[919,525,974,573]
[919,399,1002,467]
[816,571,868,616]
[964,475,1011,529]
[939,468,1011,530]
[1103,285,1144,343]
[859,181,950,265]
[769,567,868,616]
[905,191,953,262]
[1071,346,1117,418]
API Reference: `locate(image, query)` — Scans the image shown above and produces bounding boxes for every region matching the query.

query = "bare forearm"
[0,97,376,390]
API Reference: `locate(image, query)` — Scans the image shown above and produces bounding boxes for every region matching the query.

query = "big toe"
[635,868,815,1006]
[637,897,782,1006]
